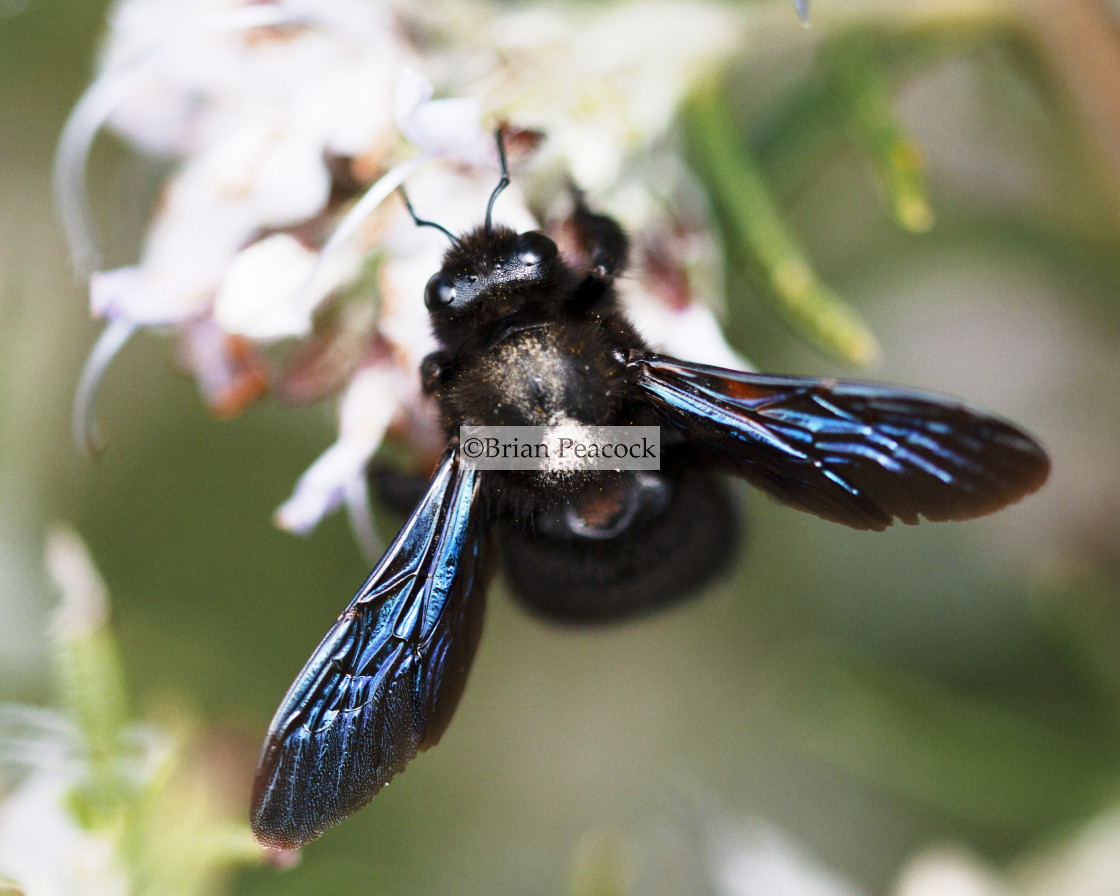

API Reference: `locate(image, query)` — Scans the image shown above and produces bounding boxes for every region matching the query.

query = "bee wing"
[251,448,490,849]
[630,353,1049,531]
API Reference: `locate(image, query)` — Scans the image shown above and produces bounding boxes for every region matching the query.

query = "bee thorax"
[443,325,621,428]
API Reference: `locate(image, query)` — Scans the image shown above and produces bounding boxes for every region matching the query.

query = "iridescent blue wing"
[630,353,1049,531]
[251,447,490,849]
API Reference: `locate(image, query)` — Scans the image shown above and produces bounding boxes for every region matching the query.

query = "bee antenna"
[401,189,461,248]
[484,128,510,235]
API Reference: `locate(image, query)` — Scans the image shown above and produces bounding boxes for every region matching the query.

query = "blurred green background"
[2,1,1120,894]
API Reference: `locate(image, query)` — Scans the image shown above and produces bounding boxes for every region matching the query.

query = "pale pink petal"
[392,66,435,124]
[274,438,375,536]
[343,472,382,563]
[213,234,319,341]
[625,295,750,371]
[89,267,205,326]
[177,317,269,416]
[202,115,332,229]
[275,364,401,534]
[393,67,490,166]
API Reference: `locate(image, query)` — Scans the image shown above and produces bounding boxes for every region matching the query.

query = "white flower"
[486,0,743,190]
[275,361,413,538]
[709,821,867,896]
[394,66,491,167]
[61,0,758,542]
[214,234,325,341]
[894,850,1016,896]
[0,763,130,896]
[0,529,174,896]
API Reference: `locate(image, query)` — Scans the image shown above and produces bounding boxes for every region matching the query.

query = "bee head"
[421,223,572,350]
[403,130,577,348]
[424,225,560,307]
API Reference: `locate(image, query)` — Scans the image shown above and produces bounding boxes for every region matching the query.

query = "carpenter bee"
[250,133,1050,849]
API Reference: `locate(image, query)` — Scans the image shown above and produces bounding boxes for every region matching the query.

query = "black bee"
[250,134,1050,849]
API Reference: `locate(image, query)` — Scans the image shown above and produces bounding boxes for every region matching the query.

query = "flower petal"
[275,364,402,534]
[213,234,319,341]
[176,318,269,417]
[627,298,750,371]
[89,267,206,326]
[72,318,138,456]
[394,66,490,165]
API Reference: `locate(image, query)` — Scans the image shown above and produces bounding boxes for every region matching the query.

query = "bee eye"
[515,231,557,267]
[425,274,457,310]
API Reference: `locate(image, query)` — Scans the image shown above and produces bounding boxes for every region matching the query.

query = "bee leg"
[568,188,630,284]
[368,464,430,517]
[420,350,453,395]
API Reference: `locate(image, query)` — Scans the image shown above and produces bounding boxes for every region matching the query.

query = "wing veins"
[251,449,490,849]
[631,352,1049,529]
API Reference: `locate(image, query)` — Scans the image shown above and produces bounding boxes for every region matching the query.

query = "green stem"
[685,82,881,367]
